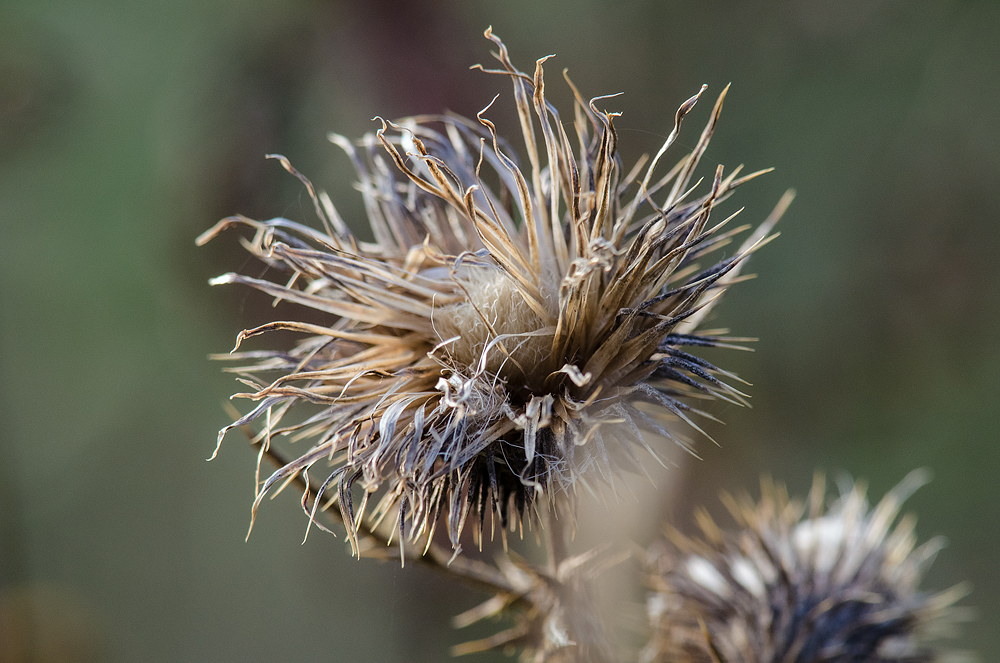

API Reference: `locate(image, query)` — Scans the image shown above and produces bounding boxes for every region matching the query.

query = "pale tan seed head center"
[434,266,554,382]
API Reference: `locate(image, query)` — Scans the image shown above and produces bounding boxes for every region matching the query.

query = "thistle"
[644,470,972,663]
[199,27,790,555]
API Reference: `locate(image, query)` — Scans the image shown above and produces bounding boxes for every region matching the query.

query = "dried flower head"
[644,470,972,663]
[199,28,790,553]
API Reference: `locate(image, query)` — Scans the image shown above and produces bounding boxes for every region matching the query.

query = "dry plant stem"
[252,437,516,598]
[541,499,616,663]
[544,500,569,575]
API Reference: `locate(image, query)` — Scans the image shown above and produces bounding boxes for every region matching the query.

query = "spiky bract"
[644,471,971,663]
[201,29,786,553]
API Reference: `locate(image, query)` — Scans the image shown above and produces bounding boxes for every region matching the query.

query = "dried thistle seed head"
[644,470,973,663]
[200,27,790,554]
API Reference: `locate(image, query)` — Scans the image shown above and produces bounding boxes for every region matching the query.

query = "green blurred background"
[0,0,996,660]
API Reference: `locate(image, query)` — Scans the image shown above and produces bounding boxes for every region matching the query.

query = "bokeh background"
[1,0,997,660]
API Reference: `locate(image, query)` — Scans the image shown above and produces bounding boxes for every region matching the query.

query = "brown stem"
[536,497,616,663]
[545,497,569,575]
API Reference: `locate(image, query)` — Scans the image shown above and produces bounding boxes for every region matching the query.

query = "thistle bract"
[201,29,788,553]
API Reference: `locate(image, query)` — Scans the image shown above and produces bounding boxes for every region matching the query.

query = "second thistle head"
[200,28,791,553]
[644,470,972,663]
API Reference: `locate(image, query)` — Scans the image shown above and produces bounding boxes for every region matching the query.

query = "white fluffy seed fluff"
[434,265,553,380]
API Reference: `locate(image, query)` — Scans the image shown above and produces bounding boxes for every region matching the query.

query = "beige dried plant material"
[200,28,790,555]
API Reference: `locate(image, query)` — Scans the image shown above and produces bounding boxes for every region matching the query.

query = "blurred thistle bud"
[452,549,619,663]
[644,470,973,663]
[199,26,790,554]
